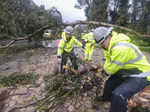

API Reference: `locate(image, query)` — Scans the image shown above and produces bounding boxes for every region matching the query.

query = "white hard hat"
[93,27,113,44]
[64,26,74,34]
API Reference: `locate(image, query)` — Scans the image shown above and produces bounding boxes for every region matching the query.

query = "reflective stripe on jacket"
[103,31,150,75]
[57,32,82,56]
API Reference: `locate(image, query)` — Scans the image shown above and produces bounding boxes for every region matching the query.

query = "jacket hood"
[108,31,131,51]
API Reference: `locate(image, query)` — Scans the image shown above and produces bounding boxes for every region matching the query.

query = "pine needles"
[38,70,102,111]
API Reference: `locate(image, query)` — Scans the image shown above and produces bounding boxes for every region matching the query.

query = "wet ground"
[0,40,108,112]
[0,40,150,112]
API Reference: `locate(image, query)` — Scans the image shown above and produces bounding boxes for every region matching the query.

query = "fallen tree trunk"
[0,38,26,49]
[1,21,150,49]
[63,21,150,38]
[0,25,50,49]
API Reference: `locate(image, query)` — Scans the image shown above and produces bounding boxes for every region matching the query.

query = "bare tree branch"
[0,25,50,49]
[0,40,16,49]
[0,38,27,49]
[1,21,150,49]
[63,21,150,38]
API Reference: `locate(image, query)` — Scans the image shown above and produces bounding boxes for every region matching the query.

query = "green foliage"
[44,73,81,99]
[139,46,150,52]
[0,72,38,87]
[0,33,9,39]
[118,30,150,52]
[38,70,102,111]
[87,0,108,22]
[80,0,150,34]
[38,74,81,111]
[0,0,62,37]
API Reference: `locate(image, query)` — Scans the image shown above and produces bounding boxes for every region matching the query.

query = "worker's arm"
[104,46,132,75]
[74,38,82,48]
[57,39,65,57]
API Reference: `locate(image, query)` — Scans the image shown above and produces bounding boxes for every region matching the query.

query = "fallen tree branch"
[63,21,150,38]
[1,21,150,49]
[0,25,50,49]
[27,25,50,40]
[0,37,27,49]
[0,40,16,49]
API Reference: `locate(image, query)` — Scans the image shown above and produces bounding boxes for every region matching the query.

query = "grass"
[0,33,9,39]
[116,29,150,52]
[127,33,150,52]
[139,46,150,52]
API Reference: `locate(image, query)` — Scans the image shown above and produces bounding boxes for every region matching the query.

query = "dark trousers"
[60,50,78,73]
[102,75,150,112]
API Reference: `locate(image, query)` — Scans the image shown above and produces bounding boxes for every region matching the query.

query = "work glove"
[101,69,110,76]
[57,55,61,58]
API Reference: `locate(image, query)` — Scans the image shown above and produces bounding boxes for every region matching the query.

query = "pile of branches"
[37,65,103,111]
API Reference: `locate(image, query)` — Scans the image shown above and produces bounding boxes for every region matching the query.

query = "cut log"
[128,85,150,108]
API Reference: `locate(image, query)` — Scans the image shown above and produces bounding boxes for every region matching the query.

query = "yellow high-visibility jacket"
[103,31,150,75]
[81,32,95,43]
[82,32,95,61]
[57,32,82,56]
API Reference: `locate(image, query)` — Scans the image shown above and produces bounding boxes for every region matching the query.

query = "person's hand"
[101,69,110,76]
[57,55,61,58]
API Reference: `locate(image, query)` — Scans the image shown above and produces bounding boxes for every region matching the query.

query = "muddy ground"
[0,40,150,112]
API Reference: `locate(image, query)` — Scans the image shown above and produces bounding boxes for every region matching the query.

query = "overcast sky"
[33,0,86,22]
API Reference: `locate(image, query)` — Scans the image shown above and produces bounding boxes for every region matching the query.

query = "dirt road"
[0,42,150,112]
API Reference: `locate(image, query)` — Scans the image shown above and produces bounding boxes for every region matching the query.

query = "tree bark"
[63,21,150,38]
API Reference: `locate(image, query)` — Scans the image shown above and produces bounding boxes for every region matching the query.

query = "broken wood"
[63,63,102,75]
[64,64,150,109]
[128,85,150,108]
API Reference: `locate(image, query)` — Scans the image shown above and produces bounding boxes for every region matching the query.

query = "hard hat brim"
[64,29,73,34]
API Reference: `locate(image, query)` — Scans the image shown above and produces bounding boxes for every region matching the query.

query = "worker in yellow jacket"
[81,32,95,62]
[93,27,150,112]
[57,26,82,73]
